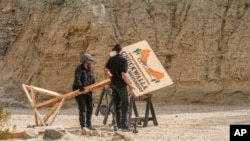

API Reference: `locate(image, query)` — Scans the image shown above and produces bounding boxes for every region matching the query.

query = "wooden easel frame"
[99,92,158,128]
[22,79,110,126]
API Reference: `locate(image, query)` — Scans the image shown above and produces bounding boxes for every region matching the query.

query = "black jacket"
[72,64,95,91]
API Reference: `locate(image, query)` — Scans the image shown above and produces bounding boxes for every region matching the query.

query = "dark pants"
[111,84,129,129]
[75,93,93,128]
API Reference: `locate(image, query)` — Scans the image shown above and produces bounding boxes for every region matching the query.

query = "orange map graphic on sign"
[140,49,164,80]
[141,49,150,64]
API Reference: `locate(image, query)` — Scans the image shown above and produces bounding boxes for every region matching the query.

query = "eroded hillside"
[0,0,249,106]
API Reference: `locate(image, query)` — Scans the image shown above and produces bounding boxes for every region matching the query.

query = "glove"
[79,87,84,91]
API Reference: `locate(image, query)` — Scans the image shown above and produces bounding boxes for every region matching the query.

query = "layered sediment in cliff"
[0,0,249,106]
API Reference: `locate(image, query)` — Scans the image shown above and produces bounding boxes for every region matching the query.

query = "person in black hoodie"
[72,53,95,132]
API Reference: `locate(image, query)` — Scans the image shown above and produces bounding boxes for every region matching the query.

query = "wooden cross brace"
[22,79,110,126]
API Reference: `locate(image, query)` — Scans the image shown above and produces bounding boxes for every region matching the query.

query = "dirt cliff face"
[0,0,249,105]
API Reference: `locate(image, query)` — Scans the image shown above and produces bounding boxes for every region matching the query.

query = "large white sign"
[111,40,173,96]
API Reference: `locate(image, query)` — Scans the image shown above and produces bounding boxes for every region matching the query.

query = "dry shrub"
[0,105,12,140]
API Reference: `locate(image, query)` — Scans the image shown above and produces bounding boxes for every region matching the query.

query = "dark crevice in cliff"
[201,18,209,82]
[221,2,245,69]
[166,1,190,51]
[166,4,177,50]
[215,0,232,80]
[179,2,190,35]
[238,2,250,19]
[106,1,122,43]
[174,2,191,83]
[130,4,143,41]
[109,8,122,43]
[225,2,248,80]
[0,7,24,60]
[82,22,93,53]
[131,18,142,40]
[144,1,159,49]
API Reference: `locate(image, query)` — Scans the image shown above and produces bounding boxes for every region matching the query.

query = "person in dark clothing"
[104,44,134,130]
[72,53,95,133]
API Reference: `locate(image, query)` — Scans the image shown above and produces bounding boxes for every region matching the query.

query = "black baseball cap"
[112,44,122,52]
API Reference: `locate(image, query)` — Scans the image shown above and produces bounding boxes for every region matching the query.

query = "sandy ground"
[3,102,250,141]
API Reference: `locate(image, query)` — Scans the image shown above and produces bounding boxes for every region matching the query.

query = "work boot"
[87,126,96,130]
[121,126,131,132]
[81,127,90,136]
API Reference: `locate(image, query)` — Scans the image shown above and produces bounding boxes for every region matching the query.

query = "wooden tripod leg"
[48,98,65,126]
[34,108,46,126]
[143,98,150,127]
[39,103,60,126]
[95,88,105,116]
[150,99,158,126]
[128,96,134,129]
[103,97,113,125]
[30,87,38,126]
[22,84,33,105]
